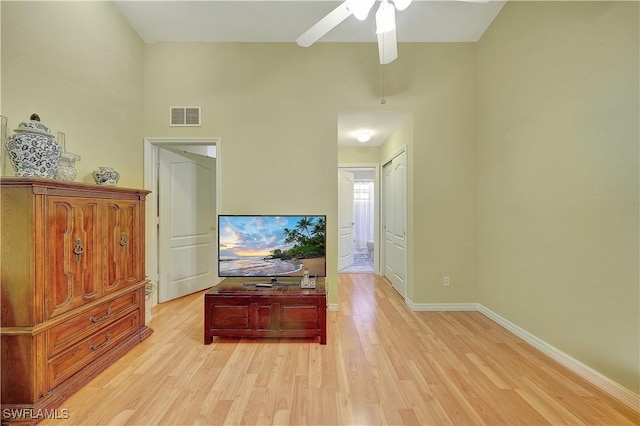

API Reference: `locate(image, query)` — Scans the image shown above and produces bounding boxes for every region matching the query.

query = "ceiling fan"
[296,0,411,65]
[296,0,491,65]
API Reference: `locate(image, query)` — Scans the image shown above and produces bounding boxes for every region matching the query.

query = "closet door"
[382,150,407,297]
[104,199,143,295]
[45,197,102,319]
[383,163,395,281]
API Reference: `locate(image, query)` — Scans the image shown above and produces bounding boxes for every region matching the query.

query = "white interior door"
[338,169,355,271]
[391,151,407,296]
[383,163,395,281]
[383,150,407,297]
[158,148,217,302]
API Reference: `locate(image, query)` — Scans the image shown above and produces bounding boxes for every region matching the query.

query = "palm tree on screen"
[276,217,325,258]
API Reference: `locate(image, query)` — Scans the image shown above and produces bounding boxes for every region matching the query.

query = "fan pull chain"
[381,63,387,105]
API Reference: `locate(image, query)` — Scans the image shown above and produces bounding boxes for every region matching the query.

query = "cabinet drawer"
[206,296,252,330]
[48,291,139,357]
[48,310,140,388]
[279,304,321,330]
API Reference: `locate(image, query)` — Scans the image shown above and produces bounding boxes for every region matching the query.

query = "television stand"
[204,277,327,345]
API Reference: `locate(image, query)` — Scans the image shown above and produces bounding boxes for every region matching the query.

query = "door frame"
[338,163,380,275]
[143,137,221,321]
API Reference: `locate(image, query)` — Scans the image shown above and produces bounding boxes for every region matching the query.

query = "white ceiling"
[114,1,506,44]
[114,0,506,146]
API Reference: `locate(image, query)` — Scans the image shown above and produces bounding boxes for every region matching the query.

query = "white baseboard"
[406,299,477,311]
[476,304,640,413]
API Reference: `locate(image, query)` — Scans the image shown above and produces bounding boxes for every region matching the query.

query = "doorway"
[338,166,377,274]
[143,138,221,322]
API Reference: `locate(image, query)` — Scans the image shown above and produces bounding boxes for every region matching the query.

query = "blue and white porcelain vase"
[5,114,61,178]
[92,166,120,186]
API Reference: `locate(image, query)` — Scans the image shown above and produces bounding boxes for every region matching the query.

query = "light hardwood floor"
[42,274,638,425]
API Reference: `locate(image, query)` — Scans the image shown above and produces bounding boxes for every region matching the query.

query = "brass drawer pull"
[89,307,112,323]
[119,232,127,252]
[73,238,85,263]
[89,333,112,351]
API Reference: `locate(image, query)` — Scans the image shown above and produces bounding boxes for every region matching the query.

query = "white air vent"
[170,107,201,126]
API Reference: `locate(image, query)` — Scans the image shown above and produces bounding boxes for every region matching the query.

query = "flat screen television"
[218,215,326,279]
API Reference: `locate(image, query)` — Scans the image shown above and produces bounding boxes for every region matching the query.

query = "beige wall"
[338,146,380,164]
[477,1,639,393]
[144,42,478,305]
[1,1,144,186]
[409,45,478,304]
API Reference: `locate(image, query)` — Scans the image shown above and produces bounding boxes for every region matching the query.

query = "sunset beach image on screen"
[218,215,326,277]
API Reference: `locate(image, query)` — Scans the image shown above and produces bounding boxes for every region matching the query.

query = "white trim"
[476,304,640,412]
[328,303,339,312]
[407,300,478,311]
[145,137,220,146]
[142,141,158,325]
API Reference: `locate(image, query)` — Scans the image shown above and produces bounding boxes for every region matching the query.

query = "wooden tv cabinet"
[203,278,327,345]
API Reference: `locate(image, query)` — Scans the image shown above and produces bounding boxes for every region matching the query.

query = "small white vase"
[92,167,120,186]
[55,152,81,181]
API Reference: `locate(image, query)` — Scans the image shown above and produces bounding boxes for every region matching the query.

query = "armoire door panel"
[46,197,102,319]
[104,200,141,294]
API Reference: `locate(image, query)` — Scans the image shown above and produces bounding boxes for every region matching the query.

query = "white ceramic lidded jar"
[5,113,61,178]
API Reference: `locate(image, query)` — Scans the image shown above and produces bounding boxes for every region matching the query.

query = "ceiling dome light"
[393,0,412,11]
[346,0,376,21]
[375,0,396,34]
[356,132,372,143]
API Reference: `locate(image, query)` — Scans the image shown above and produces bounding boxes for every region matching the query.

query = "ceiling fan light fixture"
[375,0,396,34]
[346,0,376,21]
[392,0,412,11]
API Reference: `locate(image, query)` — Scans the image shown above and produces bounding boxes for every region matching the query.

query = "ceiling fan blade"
[377,29,397,64]
[296,3,352,47]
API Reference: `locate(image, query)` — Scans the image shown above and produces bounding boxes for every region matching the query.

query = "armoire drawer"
[48,290,139,357]
[48,310,140,388]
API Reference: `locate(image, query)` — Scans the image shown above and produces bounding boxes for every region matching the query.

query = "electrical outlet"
[443,276,450,287]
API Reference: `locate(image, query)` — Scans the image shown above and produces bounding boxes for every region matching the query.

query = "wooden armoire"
[1,178,152,424]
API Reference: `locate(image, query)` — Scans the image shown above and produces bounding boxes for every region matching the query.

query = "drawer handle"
[89,333,112,351]
[89,307,112,323]
[119,232,127,252]
[73,238,85,263]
